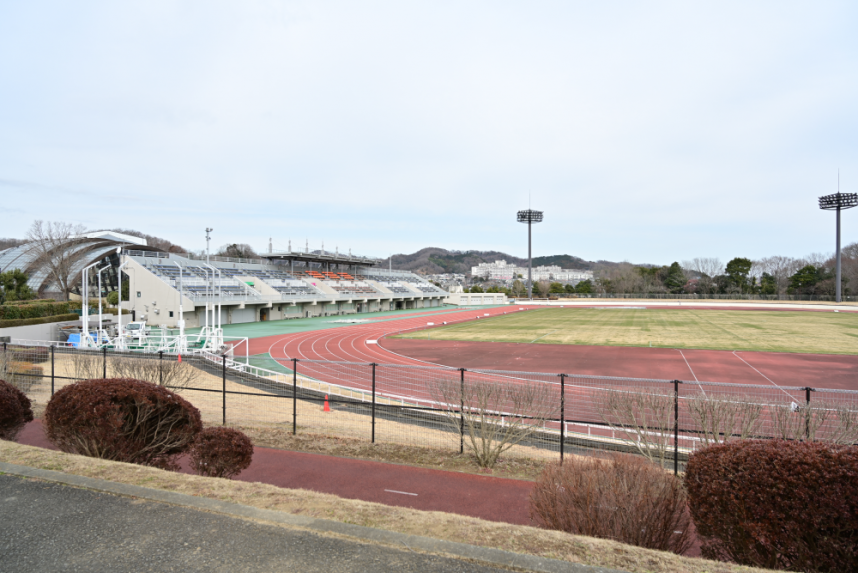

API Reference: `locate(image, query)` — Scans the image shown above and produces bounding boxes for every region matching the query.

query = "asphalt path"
[17,420,534,526]
[0,473,523,573]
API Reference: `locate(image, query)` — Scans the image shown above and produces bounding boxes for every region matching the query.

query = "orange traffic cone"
[323,394,330,412]
[177,354,182,363]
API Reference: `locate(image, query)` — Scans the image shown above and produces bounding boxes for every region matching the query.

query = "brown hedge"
[190,427,254,479]
[5,345,50,364]
[685,440,858,572]
[45,378,202,470]
[0,379,34,441]
[530,453,692,554]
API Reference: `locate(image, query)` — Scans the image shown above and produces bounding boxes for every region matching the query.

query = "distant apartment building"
[470,260,593,283]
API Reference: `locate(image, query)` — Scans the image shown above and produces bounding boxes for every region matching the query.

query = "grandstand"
[124,248,453,326]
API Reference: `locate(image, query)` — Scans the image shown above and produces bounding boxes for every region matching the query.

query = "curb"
[0,461,627,573]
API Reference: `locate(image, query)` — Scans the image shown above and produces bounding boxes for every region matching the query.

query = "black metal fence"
[5,342,858,475]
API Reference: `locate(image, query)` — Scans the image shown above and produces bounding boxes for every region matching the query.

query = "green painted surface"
[393,307,858,354]
[187,305,504,340]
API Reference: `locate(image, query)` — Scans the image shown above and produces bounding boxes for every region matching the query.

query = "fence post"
[51,345,55,396]
[2,343,6,380]
[371,363,377,443]
[805,386,813,441]
[673,379,681,476]
[292,358,298,435]
[222,353,227,426]
[459,368,466,454]
[103,346,107,379]
[559,373,566,464]
[159,351,163,386]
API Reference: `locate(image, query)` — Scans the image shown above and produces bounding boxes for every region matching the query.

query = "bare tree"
[25,221,88,300]
[754,255,803,295]
[593,386,674,468]
[686,393,763,447]
[683,258,724,279]
[433,377,556,468]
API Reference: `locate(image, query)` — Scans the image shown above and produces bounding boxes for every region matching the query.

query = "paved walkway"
[0,474,523,573]
[18,420,534,526]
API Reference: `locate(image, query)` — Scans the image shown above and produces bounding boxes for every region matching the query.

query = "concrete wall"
[445,293,508,306]
[122,257,195,328]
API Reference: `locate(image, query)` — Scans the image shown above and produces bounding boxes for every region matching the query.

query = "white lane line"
[384,489,418,496]
[530,329,559,343]
[732,351,794,400]
[676,349,705,396]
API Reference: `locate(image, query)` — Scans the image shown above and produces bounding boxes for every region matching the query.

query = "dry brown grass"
[235,424,552,481]
[0,440,772,573]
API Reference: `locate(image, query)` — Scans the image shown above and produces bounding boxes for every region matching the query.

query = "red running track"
[250,304,858,391]
[15,420,532,526]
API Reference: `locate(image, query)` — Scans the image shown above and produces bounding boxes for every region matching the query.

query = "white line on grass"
[732,351,794,400]
[384,489,418,496]
[530,329,560,343]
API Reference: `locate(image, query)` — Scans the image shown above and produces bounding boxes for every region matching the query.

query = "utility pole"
[517,209,544,299]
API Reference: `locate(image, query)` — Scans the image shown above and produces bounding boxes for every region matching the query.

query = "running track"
[249,305,858,391]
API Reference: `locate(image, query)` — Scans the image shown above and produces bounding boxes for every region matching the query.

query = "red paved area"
[15,420,532,526]
[243,304,857,391]
[380,339,858,390]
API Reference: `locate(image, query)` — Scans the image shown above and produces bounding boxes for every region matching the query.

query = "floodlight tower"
[818,190,858,303]
[517,209,544,299]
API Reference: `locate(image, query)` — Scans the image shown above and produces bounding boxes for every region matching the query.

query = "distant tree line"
[592,244,858,297]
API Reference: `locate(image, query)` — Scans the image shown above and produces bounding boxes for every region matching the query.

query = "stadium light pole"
[517,209,544,299]
[819,190,858,303]
[205,228,213,266]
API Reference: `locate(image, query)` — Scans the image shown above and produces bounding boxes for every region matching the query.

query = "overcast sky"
[1,1,856,265]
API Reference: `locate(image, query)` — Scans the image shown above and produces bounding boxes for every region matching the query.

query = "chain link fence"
[5,341,857,474]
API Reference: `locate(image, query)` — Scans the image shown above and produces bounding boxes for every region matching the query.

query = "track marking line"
[384,489,418,496]
[530,329,560,343]
[732,351,794,400]
[676,349,705,396]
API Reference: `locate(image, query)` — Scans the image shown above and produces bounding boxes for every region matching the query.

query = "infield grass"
[394,307,858,354]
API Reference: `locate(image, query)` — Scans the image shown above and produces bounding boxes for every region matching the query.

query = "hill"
[382,248,611,275]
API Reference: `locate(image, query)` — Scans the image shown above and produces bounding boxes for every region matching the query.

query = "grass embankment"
[394,307,858,354]
[0,440,771,573]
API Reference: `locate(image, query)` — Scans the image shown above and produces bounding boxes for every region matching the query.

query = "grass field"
[395,307,858,354]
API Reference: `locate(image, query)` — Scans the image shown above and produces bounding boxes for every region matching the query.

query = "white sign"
[367,340,378,344]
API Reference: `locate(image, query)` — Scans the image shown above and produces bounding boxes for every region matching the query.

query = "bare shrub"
[686,393,762,447]
[190,427,254,479]
[593,386,674,468]
[530,453,692,554]
[109,354,199,390]
[0,349,44,393]
[68,350,104,381]
[768,398,858,445]
[0,379,34,441]
[68,350,199,390]
[44,378,202,470]
[433,377,555,468]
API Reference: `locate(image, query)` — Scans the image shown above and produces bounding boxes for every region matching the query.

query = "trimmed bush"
[190,427,254,479]
[3,298,56,305]
[0,313,79,328]
[0,301,70,320]
[530,453,692,554]
[0,379,34,441]
[685,440,858,572]
[45,378,202,470]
